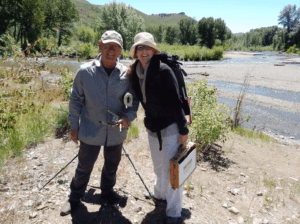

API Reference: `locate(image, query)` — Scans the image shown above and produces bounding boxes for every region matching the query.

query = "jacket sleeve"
[161,65,189,135]
[68,69,85,130]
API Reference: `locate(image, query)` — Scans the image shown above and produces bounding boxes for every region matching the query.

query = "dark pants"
[69,141,123,202]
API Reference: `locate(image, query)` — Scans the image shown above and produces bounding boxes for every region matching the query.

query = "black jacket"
[130,54,189,136]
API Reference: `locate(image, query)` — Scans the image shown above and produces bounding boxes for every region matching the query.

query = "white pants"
[148,129,183,217]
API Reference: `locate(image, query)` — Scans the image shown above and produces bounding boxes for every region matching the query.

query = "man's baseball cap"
[100,30,123,49]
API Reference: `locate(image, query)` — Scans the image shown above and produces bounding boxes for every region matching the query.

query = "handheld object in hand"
[170,142,196,189]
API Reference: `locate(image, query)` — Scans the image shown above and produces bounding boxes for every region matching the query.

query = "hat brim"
[101,40,123,49]
[130,41,160,59]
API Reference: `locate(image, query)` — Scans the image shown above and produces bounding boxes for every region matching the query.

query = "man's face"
[99,41,122,66]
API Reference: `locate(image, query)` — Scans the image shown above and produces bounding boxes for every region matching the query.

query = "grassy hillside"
[71,0,193,27]
[71,0,102,24]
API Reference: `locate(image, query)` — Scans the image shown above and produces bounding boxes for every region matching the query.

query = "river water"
[2,52,300,141]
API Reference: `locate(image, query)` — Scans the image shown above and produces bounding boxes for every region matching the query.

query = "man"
[60,30,138,216]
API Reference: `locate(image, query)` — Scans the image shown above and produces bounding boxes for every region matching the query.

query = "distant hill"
[71,0,193,27]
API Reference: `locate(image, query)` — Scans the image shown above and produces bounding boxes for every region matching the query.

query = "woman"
[129,32,188,224]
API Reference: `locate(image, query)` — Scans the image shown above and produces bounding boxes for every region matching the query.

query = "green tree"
[164,25,178,45]
[0,0,12,35]
[42,0,59,38]
[99,2,145,50]
[272,28,287,51]
[197,17,215,48]
[289,22,300,48]
[278,4,300,33]
[19,0,45,48]
[178,18,197,45]
[152,24,164,43]
[77,25,95,43]
[56,0,79,46]
[261,26,278,46]
[214,18,227,42]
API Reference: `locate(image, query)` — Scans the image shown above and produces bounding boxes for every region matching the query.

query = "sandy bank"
[184,64,300,93]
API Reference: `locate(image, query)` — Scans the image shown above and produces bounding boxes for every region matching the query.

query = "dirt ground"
[0,52,300,224]
[0,115,299,224]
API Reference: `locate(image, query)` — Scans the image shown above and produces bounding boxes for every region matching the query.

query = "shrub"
[79,43,93,59]
[157,43,224,61]
[0,33,19,57]
[187,80,230,147]
[121,50,130,59]
[56,68,74,101]
[286,44,300,54]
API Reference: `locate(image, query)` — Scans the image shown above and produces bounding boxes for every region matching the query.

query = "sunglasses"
[136,45,151,51]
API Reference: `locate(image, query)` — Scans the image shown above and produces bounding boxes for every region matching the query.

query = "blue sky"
[86,0,290,33]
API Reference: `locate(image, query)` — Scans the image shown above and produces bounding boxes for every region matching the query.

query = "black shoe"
[163,216,183,224]
[101,189,122,204]
[60,200,80,216]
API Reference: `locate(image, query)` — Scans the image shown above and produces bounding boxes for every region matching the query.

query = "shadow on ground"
[70,188,131,224]
[141,201,191,224]
[68,188,192,224]
[197,143,234,171]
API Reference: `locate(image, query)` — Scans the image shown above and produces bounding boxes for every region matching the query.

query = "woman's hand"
[178,134,188,148]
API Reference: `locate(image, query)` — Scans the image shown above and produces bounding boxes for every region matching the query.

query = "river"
[2,51,300,142]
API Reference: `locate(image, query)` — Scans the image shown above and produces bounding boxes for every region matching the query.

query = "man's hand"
[178,134,188,148]
[70,129,78,143]
[118,116,130,129]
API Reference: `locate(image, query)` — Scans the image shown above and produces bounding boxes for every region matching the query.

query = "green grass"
[0,105,54,168]
[158,43,224,61]
[263,177,276,190]
[127,122,140,141]
[55,106,70,129]
[290,182,300,199]
[122,44,225,61]
[233,126,276,143]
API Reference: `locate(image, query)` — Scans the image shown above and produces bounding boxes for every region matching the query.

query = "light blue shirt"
[68,57,138,146]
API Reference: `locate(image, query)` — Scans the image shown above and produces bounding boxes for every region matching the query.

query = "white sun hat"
[130,32,160,59]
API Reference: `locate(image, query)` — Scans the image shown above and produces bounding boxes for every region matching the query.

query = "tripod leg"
[122,146,153,199]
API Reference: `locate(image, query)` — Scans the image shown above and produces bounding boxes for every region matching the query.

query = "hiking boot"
[101,189,122,204]
[60,200,80,216]
[163,216,183,224]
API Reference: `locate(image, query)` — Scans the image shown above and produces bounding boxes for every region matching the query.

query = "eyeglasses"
[103,44,120,51]
[136,45,151,51]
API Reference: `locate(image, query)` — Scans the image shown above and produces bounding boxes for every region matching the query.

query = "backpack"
[156,51,191,119]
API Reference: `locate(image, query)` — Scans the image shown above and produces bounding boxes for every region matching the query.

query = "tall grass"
[233,126,276,142]
[121,44,224,61]
[158,43,224,61]
[0,105,54,167]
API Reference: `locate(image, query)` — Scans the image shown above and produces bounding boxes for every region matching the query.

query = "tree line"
[1,1,231,54]
[2,2,298,56]
[229,4,300,52]
[0,0,79,49]
[74,3,232,50]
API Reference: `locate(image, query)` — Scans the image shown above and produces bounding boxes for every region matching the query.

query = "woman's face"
[135,45,156,68]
